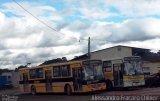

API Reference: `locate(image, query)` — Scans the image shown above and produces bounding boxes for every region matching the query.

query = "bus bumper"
[123,79,145,87]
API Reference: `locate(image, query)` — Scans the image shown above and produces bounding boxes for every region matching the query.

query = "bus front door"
[45,70,53,92]
[23,73,29,92]
[113,64,123,87]
[73,68,82,92]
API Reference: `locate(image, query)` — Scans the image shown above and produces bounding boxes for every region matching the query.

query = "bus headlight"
[123,80,132,87]
[87,76,94,80]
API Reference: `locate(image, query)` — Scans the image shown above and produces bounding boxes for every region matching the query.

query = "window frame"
[37,68,44,78]
[29,69,37,79]
[53,65,71,77]
[53,66,61,77]
[103,61,112,72]
[20,74,22,81]
[29,68,44,79]
[61,65,70,77]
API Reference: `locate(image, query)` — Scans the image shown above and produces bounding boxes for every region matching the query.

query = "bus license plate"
[133,82,139,86]
[91,84,97,88]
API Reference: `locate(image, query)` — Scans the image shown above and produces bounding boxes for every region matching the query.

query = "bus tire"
[106,80,113,91]
[31,85,36,95]
[64,84,72,96]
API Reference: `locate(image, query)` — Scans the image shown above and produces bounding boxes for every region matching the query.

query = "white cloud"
[80,7,116,20]
[83,18,160,43]
[97,38,160,53]
[1,0,160,69]
[61,0,160,18]
[62,0,160,18]
[123,38,160,52]
[104,0,160,17]
[1,2,56,16]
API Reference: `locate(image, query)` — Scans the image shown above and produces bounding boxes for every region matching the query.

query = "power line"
[79,37,108,43]
[10,0,108,42]
[12,0,64,35]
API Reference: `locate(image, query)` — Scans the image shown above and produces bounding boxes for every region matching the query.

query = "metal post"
[88,37,90,60]
[88,37,91,69]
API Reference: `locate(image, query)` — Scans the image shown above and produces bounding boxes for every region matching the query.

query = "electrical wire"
[12,0,107,42]
[12,0,65,35]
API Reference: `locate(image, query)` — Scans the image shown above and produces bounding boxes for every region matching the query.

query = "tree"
[14,65,28,72]
[0,68,13,75]
[40,57,67,66]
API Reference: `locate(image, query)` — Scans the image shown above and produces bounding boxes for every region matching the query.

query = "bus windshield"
[124,60,143,75]
[82,60,104,81]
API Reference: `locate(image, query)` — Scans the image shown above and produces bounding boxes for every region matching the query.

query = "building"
[72,45,160,75]
[142,61,160,75]
[1,72,12,86]
[90,45,148,60]
[1,71,20,88]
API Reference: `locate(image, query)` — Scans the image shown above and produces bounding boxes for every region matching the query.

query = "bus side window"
[103,61,112,72]
[37,68,44,78]
[20,74,22,81]
[62,66,70,77]
[30,69,37,79]
[53,67,61,77]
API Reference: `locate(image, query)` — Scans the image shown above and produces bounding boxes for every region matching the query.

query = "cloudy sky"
[1,0,160,69]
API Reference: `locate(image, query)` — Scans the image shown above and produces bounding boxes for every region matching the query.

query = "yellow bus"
[103,56,145,90]
[19,60,106,95]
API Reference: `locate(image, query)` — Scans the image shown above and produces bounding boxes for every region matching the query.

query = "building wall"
[142,61,160,74]
[91,46,133,61]
[11,72,20,87]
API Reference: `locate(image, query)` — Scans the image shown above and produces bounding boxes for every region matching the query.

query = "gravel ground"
[0,87,160,101]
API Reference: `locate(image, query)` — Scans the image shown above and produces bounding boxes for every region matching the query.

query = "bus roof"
[19,59,102,71]
[19,60,83,71]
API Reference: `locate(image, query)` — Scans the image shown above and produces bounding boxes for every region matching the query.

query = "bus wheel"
[31,86,36,95]
[65,85,72,96]
[106,81,113,91]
